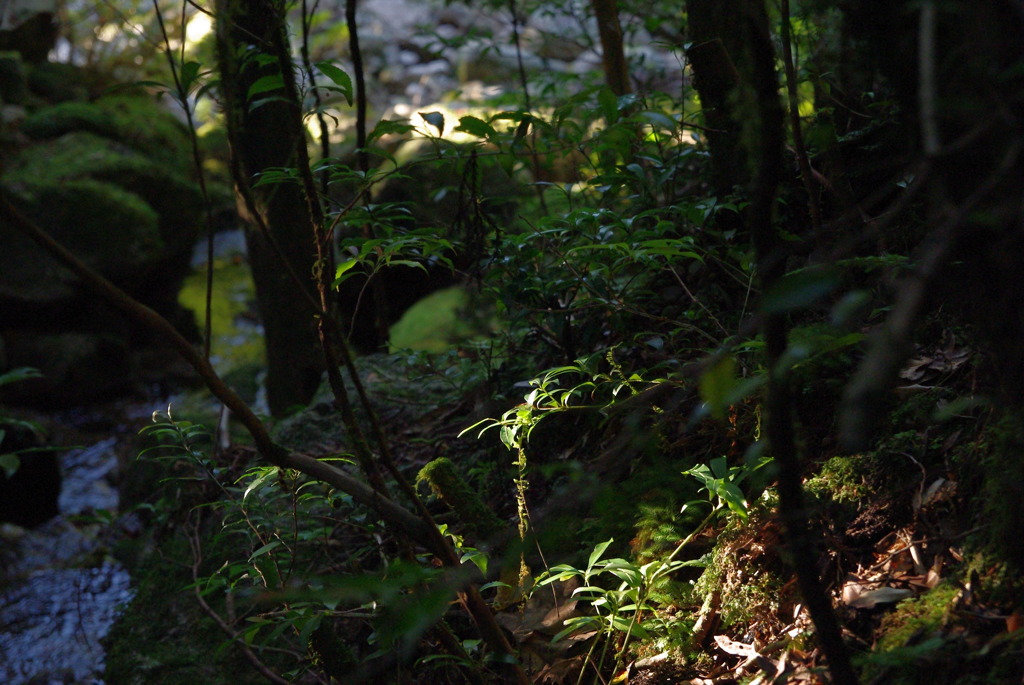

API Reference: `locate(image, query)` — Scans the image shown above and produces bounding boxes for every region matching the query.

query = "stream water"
[0,438,135,684]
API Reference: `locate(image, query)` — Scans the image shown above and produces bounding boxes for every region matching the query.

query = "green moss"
[21,100,119,140]
[0,178,162,301]
[855,583,964,683]
[0,51,27,104]
[105,534,271,684]
[178,257,265,375]
[417,457,504,541]
[389,286,474,353]
[4,131,202,253]
[93,94,193,173]
[979,414,1024,570]
[692,524,784,629]
[805,454,875,504]
[875,583,959,653]
[25,61,91,102]
[21,93,192,168]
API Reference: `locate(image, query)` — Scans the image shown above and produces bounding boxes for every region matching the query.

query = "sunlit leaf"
[419,111,445,136]
[456,115,495,139]
[587,538,614,573]
[699,355,736,420]
[243,467,279,501]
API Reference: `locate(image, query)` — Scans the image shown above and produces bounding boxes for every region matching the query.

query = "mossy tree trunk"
[215,0,324,416]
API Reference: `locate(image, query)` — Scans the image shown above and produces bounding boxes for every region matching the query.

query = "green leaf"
[0,452,20,478]
[368,119,416,142]
[332,259,359,287]
[717,482,749,519]
[243,467,279,501]
[587,538,614,574]
[761,266,840,315]
[598,87,619,122]
[699,356,737,420]
[249,540,282,560]
[0,367,42,387]
[419,111,446,136]
[461,550,488,576]
[247,74,284,99]
[636,110,677,131]
[297,613,323,647]
[248,95,293,112]
[551,616,601,643]
[179,60,203,92]
[316,61,353,105]
[513,115,531,144]
[456,115,495,139]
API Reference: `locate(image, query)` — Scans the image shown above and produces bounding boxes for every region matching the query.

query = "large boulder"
[0,64,203,407]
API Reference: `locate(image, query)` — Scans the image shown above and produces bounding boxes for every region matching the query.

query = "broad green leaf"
[179,60,202,92]
[456,115,495,139]
[761,266,840,315]
[0,367,42,387]
[717,482,749,519]
[709,456,729,479]
[247,74,284,99]
[249,95,293,112]
[296,613,323,647]
[636,110,677,131]
[315,61,353,105]
[419,111,445,136]
[699,355,737,420]
[598,87,619,122]
[249,540,282,560]
[587,538,614,573]
[368,119,416,142]
[0,452,19,478]
[331,259,359,288]
[461,550,488,576]
[551,616,601,643]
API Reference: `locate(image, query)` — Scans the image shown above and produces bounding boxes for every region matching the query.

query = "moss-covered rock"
[0,332,133,405]
[22,94,195,172]
[0,51,28,105]
[20,99,119,140]
[0,177,162,306]
[4,130,201,255]
[0,82,203,405]
[24,61,91,102]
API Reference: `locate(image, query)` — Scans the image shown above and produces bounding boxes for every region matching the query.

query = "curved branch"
[0,189,433,546]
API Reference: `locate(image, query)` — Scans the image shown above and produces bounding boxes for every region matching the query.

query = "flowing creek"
[1,435,137,683]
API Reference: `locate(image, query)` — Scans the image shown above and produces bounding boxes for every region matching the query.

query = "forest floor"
[99,294,1024,683]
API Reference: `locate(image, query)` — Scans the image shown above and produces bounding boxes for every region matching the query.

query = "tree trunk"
[215,0,324,416]
[685,0,755,196]
[591,0,631,96]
